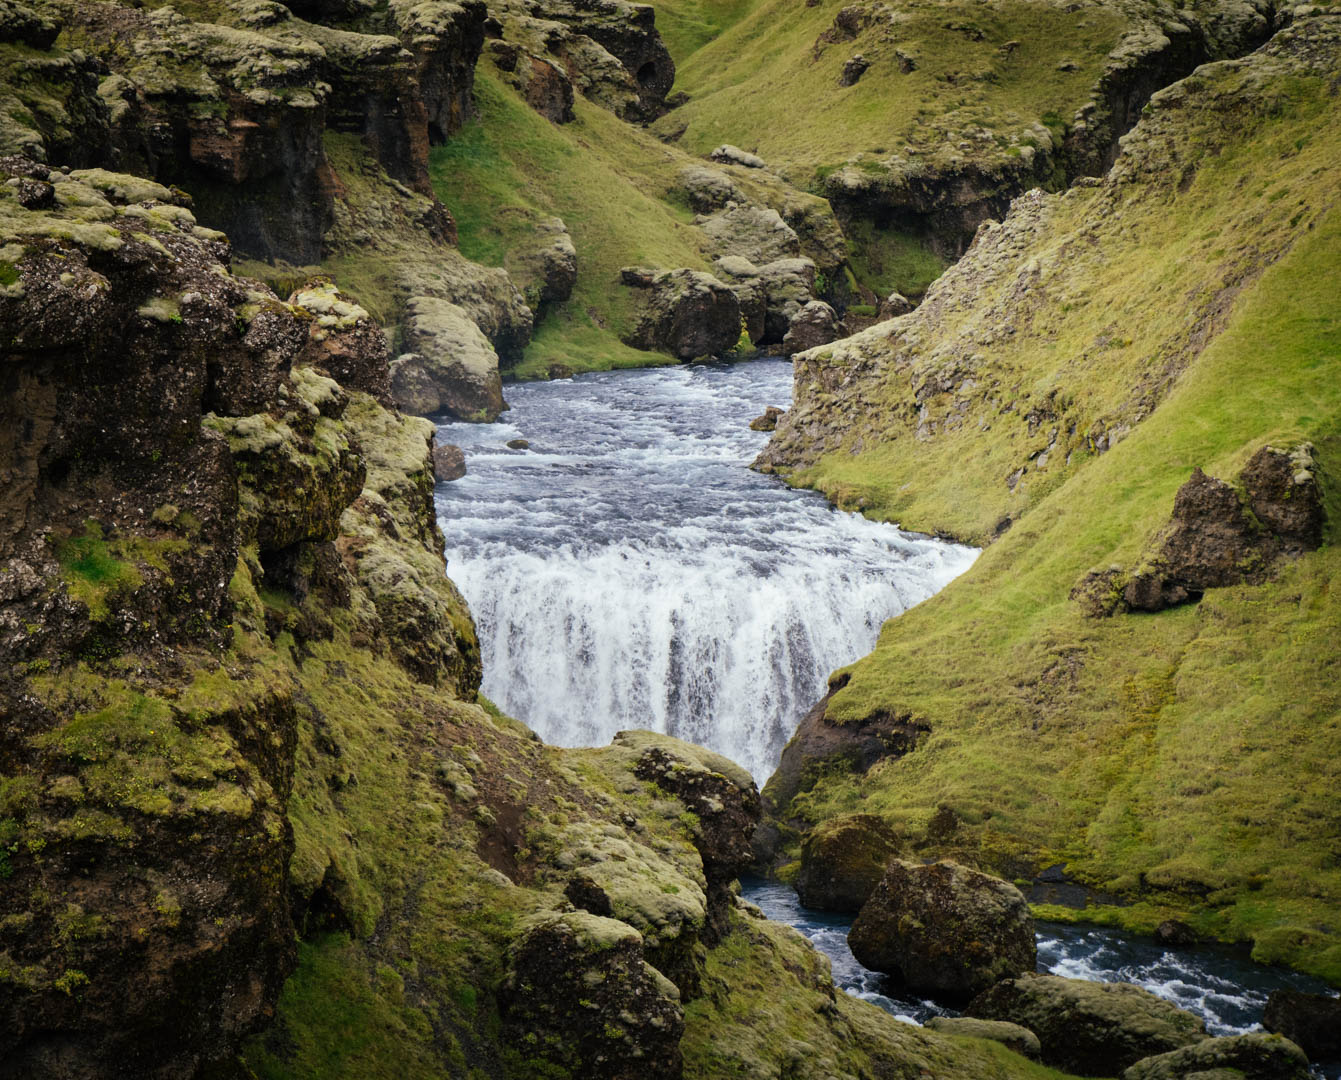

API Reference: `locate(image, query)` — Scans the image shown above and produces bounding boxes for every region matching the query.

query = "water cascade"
[435,360,977,781]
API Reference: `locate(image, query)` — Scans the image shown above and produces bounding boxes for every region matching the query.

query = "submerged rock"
[749,406,785,433]
[1263,989,1341,1062]
[794,813,901,912]
[1122,1032,1310,1080]
[848,859,1035,1003]
[966,974,1208,1075]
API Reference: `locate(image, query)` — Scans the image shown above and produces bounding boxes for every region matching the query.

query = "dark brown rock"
[500,911,684,1080]
[749,406,784,432]
[433,442,467,481]
[966,974,1208,1076]
[620,268,742,360]
[849,860,1036,1003]
[507,438,530,450]
[289,281,393,405]
[839,54,870,86]
[794,813,901,912]
[1241,443,1326,553]
[782,300,843,356]
[1263,989,1341,1062]
[1153,920,1197,948]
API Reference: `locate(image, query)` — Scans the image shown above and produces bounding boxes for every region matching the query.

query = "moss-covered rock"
[967,975,1209,1076]
[620,266,741,360]
[401,295,507,421]
[1121,1032,1310,1080]
[794,812,902,912]
[925,1016,1042,1060]
[849,859,1036,1004]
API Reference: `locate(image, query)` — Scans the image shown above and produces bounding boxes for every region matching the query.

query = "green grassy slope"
[762,21,1341,982]
[657,0,1126,180]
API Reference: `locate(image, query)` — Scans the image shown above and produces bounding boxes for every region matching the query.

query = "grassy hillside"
[761,18,1341,983]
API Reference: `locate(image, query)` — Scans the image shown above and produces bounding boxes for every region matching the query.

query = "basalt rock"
[486,40,576,124]
[879,290,914,319]
[619,267,741,360]
[389,353,442,415]
[1073,445,1326,615]
[782,300,843,357]
[432,441,467,481]
[966,974,1209,1076]
[1263,990,1341,1062]
[507,216,578,307]
[1122,1032,1310,1080]
[749,406,784,433]
[794,813,902,912]
[289,281,393,405]
[848,859,1036,1003]
[401,296,507,421]
[500,911,684,1080]
[699,205,801,266]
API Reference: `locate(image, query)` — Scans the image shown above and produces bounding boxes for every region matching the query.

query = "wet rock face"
[500,912,685,1080]
[1122,1032,1311,1080]
[794,813,902,912]
[1263,990,1341,1062]
[848,860,1036,1003]
[1073,446,1326,615]
[966,974,1209,1076]
[619,267,741,360]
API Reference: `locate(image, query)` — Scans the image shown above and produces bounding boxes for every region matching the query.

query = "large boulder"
[1122,1032,1310,1080]
[400,297,507,421]
[699,205,801,266]
[619,267,741,360]
[1263,989,1341,1062]
[848,859,1035,1003]
[289,281,393,405]
[389,353,442,415]
[508,216,578,307]
[782,300,842,357]
[924,1016,1041,1060]
[794,813,901,912]
[966,975,1209,1076]
[499,911,684,1080]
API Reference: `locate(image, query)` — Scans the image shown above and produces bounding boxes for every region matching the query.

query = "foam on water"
[435,359,977,780]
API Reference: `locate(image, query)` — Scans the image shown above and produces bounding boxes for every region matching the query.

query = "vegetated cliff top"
[758,12,1341,983]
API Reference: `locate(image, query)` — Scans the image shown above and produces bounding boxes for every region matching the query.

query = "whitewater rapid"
[435,359,977,781]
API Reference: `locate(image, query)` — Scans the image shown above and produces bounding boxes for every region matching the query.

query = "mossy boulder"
[401,295,507,421]
[1122,1032,1310,1080]
[499,910,684,1080]
[966,975,1209,1076]
[289,281,393,405]
[794,812,901,912]
[848,859,1035,1003]
[619,267,741,360]
[924,1016,1042,1060]
[782,299,842,357]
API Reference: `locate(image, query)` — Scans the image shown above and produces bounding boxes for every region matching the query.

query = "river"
[435,358,1338,1074]
[435,358,976,781]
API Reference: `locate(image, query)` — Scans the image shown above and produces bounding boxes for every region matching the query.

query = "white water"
[435,359,977,781]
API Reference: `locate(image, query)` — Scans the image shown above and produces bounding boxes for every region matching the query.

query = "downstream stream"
[435,358,1338,1074]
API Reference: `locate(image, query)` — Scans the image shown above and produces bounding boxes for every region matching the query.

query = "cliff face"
[755,14,1341,983]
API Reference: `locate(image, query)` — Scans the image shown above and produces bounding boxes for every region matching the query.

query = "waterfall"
[437,360,977,782]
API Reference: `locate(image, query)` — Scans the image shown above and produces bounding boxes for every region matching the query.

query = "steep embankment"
[757,14,1341,983]
[0,161,1086,1079]
[658,0,1275,294]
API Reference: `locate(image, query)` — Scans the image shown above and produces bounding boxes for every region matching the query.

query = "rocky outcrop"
[500,911,685,1080]
[966,975,1209,1076]
[289,281,393,405]
[1264,990,1341,1062]
[782,300,842,357]
[400,296,507,421]
[714,255,820,349]
[925,1016,1041,1060]
[848,860,1036,1003]
[700,205,801,266]
[749,407,784,432]
[507,215,578,307]
[1122,1032,1310,1080]
[1073,445,1326,615]
[793,813,901,912]
[620,267,741,360]
[486,40,576,124]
